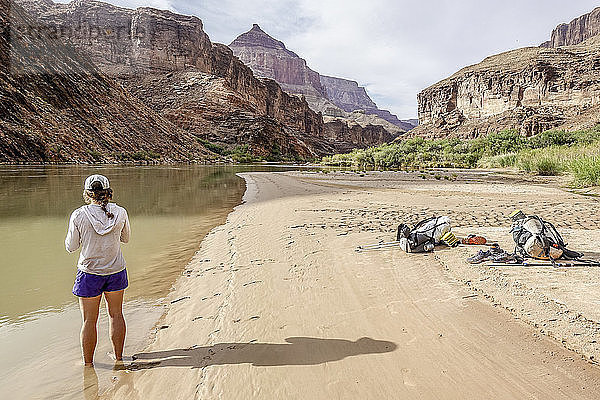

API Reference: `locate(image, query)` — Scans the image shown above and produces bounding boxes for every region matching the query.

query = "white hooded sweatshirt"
[65,203,131,275]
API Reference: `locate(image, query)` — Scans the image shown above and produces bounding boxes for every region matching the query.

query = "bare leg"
[78,295,102,365]
[105,289,126,361]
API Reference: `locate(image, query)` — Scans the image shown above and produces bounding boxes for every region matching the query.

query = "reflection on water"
[82,366,99,400]
[0,164,297,399]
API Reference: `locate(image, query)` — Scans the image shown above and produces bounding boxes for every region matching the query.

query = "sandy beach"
[105,171,600,399]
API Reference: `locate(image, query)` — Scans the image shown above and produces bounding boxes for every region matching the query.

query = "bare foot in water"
[107,352,132,362]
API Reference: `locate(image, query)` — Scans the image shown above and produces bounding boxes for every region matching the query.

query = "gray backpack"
[510,213,582,260]
[397,216,451,253]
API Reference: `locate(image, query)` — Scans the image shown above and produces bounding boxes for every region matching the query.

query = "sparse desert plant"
[131,150,160,161]
[87,149,103,162]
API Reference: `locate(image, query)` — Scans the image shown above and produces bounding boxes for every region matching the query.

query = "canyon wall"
[322,121,395,153]
[414,40,600,138]
[18,0,333,158]
[319,75,377,112]
[541,7,600,48]
[20,0,394,158]
[1,0,211,163]
[229,24,326,98]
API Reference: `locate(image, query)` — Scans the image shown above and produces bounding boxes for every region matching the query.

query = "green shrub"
[484,130,526,156]
[87,149,103,162]
[112,152,131,161]
[230,145,259,163]
[571,125,600,145]
[528,130,577,149]
[320,125,600,186]
[569,155,600,186]
[478,153,517,168]
[530,158,563,176]
[198,139,228,155]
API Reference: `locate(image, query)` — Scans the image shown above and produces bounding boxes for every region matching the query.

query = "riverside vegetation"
[321,126,600,187]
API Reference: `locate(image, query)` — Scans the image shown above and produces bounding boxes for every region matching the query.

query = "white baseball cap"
[84,174,110,190]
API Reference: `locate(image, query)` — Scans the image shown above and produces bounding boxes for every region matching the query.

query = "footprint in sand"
[401,368,417,387]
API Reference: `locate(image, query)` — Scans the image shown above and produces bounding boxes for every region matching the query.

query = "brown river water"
[0,164,298,399]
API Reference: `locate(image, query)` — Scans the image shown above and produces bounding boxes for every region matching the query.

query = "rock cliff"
[413,38,600,138]
[0,0,211,163]
[229,25,414,133]
[21,0,391,158]
[229,24,326,98]
[15,0,315,158]
[319,75,376,112]
[541,7,600,48]
[322,120,397,154]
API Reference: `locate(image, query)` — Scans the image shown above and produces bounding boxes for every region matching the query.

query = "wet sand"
[105,171,600,399]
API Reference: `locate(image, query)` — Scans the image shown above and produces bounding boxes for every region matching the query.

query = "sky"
[59,0,600,119]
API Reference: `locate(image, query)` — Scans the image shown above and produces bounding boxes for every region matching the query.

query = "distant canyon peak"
[229,24,417,133]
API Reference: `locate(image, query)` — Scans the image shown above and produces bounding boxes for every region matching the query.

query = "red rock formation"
[0,0,211,163]
[416,6,600,138]
[321,74,417,131]
[322,120,396,153]
[414,40,600,138]
[18,0,333,159]
[541,7,600,48]
[230,25,416,132]
[19,0,399,158]
[319,75,377,112]
[230,24,326,98]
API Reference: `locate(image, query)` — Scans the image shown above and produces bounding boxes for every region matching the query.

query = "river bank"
[0,165,250,399]
[104,170,600,399]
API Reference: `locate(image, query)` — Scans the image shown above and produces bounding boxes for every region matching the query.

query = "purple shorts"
[72,269,128,298]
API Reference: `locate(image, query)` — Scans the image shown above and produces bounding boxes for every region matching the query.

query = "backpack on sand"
[397,216,451,253]
[510,211,582,261]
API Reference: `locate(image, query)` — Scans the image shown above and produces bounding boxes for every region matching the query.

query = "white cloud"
[55,0,600,118]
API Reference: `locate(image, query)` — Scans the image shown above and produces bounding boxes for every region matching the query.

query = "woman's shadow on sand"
[128,337,397,370]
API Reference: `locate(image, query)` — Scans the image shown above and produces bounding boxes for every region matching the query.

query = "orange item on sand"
[461,235,487,245]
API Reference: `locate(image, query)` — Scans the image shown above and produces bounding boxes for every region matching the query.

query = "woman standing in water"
[65,174,131,365]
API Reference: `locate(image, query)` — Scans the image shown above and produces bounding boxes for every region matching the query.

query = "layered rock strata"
[128,71,335,158]
[322,121,396,154]
[20,0,396,158]
[230,25,414,133]
[414,39,600,138]
[541,7,600,48]
[0,0,211,163]
[230,24,326,98]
